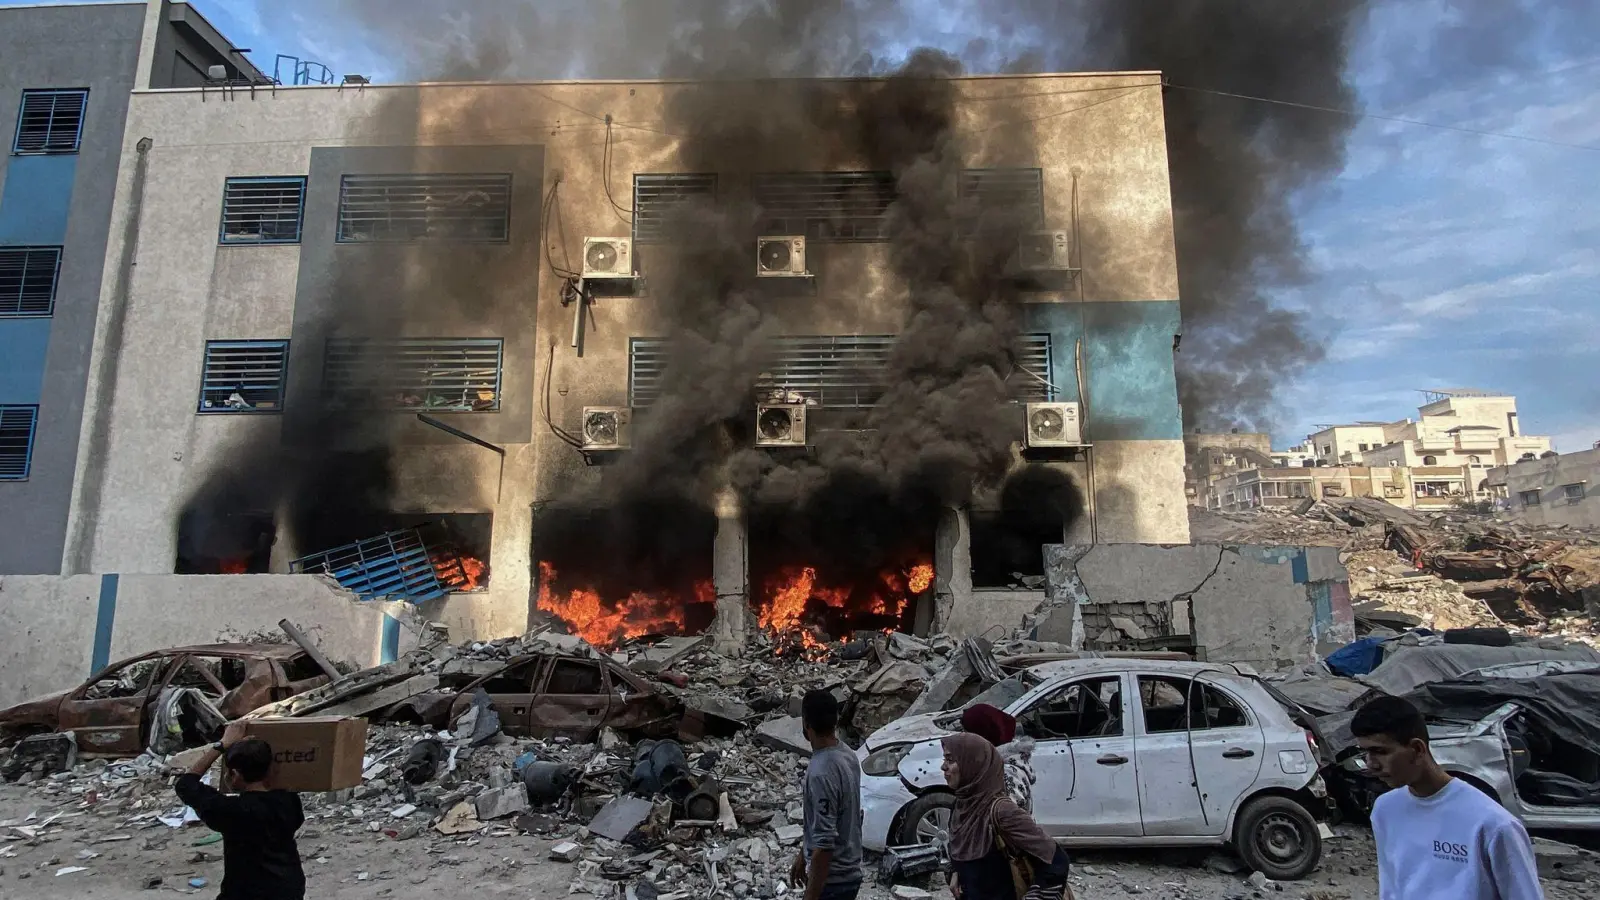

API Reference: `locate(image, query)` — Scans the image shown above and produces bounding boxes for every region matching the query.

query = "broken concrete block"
[774,824,804,845]
[891,887,931,900]
[588,797,655,842]
[629,635,711,674]
[550,841,584,862]
[433,801,483,835]
[1532,837,1600,883]
[1,732,77,782]
[1108,616,1150,641]
[753,716,811,757]
[474,785,529,821]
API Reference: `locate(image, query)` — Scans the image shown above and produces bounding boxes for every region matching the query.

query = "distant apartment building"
[1308,391,1551,477]
[1207,463,1478,513]
[1182,429,1272,506]
[1486,445,1600,529]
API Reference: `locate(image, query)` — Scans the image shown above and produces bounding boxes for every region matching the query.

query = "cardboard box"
[242,716,367,792]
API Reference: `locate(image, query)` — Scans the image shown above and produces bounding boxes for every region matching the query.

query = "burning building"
[57,14,1193,648]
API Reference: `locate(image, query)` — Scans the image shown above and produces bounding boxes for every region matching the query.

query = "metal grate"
[633,173,716,243]
[630,334,1052,408]
[0,247,62,317]
[754,171,896,242]
[13,89,87,154]
[199,340,290,413]
[0,405,38,480]
[336,174,512,243]
[323,337,503,411]
[960,168,1045,229]
[290,527,463,601]
[220,177,307,244]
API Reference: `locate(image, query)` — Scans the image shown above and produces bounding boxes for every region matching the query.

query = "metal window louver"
[220,177,307,244]
[323,337,504,411]
[0,405,39,480]
[753,171,897,242]
[960,168,1045,229]
[13,89,87,154]
[0,247,61,317]
[289,527,466,601]
[632,173,717,243]
[336,174,512,243]
[629,334,1052,409]
[199,340,290,413]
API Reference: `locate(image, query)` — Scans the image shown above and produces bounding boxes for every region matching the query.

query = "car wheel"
[896,793,956,847]
[1232,795,1322,881]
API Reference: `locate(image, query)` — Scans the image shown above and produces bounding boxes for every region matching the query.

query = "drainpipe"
[63,137,153,574]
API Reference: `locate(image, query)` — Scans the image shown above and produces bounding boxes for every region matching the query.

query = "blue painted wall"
[0,318,50,403]
[0,154,77,244]
[1022,299,1182,442]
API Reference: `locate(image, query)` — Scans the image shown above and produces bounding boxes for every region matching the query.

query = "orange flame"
[217,559,249,575]
[761,566,816,632]
[758,559,933,646]
[435,554,487,592]
[536,561,700,648]
[907,563,934,594]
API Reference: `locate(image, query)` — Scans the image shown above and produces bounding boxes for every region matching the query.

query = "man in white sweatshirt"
[1352,695,1543,900]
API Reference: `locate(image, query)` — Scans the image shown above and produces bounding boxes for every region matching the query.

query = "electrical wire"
[601,119,636,225]
[543,342,586,451]
[541,176,581,280]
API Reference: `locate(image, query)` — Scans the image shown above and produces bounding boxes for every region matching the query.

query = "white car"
[857,659,1332,880]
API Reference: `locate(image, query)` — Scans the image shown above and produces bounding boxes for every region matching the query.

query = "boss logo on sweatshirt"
[1432,840,1470,863]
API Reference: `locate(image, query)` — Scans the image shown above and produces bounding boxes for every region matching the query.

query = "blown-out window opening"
[754,171,896,243]
[336,174,512,243]
[323,337,504,411]
[220,177,307,244]
[633,173,717,243]
[199,340,290,413]
[13,89,87,154]
[629,333,1052,409]
[0,405,39,480]
[0,246,62,317]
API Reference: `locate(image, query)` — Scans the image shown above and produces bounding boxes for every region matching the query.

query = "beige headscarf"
[942,733,1057,864]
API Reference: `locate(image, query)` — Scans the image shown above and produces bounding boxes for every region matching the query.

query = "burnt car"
[385,652,680,741]
[0,644,330,757]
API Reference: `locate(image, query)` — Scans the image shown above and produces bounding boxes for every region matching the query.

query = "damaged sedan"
[858,659,1333,881]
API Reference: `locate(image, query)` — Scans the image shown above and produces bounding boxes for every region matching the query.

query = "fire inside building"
[30,23,1187,649]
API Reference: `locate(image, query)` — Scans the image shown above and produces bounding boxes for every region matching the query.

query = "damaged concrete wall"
[0,574,416,708]
[944,589,1045,641]
[1035,543,1354,669]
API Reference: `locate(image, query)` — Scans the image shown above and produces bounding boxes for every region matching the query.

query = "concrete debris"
[433,801,482,836]
[550,841,584,862]
[752,717,811,758]
[474,785,529,820]
[1532,837,1600,883]
[1,733,77,783]
[587,797,654,842]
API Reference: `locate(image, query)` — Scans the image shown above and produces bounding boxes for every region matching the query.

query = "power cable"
[602,118,636,225]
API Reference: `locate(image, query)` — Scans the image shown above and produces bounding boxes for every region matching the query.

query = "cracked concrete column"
[709,485,748,656]
[933,507,972,634]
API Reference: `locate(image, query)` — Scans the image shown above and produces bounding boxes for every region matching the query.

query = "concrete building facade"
[1487,446,1600,529]
[1207,464,1478,513]
[1182,429,1272,507]
[0,1,263,575]
[1308,391,1551,477]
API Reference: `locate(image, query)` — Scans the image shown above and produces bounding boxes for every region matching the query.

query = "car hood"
[864,711,954,751]
[0,691,69,727]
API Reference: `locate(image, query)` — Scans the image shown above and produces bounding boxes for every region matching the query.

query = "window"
[753,171,895,242]
[198,340,289,413]
[336,174,512,243]
[1563,484,1586,504]
[83,658,164,700]
[220,177,307,244]
[479,661,539,695]
[1138,676,1251,733]
[632,174,716,243]
[1019,676,1123,740]
[0,246,62,317]
[1383,484,1405,498]
[959,168,1045,230]
[1194,683,1250,728]
[630,333,1052,408]
[1358,443,1369,451]
[1422,455,1438,466]
[1468,455,1482,466]
[322,337,503,411]
[1520,490,1541,507]
[13,89,87,154]
[545,659,604,695]
[0,405,39,480]
[1212,456,1223,466]
[1288,482,1310,499]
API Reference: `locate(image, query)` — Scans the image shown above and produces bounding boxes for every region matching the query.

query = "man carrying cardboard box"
[174,721,306,900]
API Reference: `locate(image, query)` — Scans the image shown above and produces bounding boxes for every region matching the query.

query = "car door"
[1188,676,1266,835]
[1017,673,1139,836]
[469,658,545,736]
[529,656,613,741]
[56,655,173,757]
[1133,674,1208,836]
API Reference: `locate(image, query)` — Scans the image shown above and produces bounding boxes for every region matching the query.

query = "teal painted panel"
[1021,300,1182,441]
[0,318,51,403]
[0,154,78,244]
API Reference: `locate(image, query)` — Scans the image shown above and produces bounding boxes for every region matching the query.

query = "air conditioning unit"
[582,237,634,279]
[1014,230,1073,273]
[755,403,807,447]
[1024,402,1084,448]
[756,236,808,277]
[581,406,633,450]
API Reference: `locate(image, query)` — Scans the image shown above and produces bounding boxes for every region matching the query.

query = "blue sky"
[10,1,1598,453]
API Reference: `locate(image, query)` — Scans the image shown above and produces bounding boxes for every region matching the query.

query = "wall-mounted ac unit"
[582,406,633,450]
[755,403,807,447]
[1024,401,1084,448]
[756,236,808,277]
[1014,230,1073,273]
[582,237,634,279]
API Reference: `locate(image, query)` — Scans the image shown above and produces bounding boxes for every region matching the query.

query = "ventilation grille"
[220,177,307,244]
[323,337,503,411]
[337,174,512,243]
[13,89,87,154]
[0,405,38,480]
[633,174,716,243]
[630,334,1052,409]
[753,171,896,242]
[0,247,62,317]
[199,340,290,413]
[289,527,460,601]
[960,168,1045,229]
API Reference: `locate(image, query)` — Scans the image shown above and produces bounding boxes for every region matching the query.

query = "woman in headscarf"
[961,703,1036,813]
[941,733,1073,900]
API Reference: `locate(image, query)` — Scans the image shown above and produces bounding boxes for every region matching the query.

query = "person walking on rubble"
[790,689,864,900]
[174,721,306,900]
[962,702,1036,812]
[1353,695,1543,900]
[942,732,1073,900]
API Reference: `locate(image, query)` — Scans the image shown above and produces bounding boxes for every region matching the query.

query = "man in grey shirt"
[790,690,863,900]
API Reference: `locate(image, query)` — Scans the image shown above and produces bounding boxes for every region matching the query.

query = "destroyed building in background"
[1489,445,1600,529]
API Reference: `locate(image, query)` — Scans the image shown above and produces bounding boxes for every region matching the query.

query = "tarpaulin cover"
[1404,670,1600,756]
[1326,637,1386,676]
[1359,643,1600,697]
